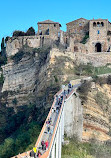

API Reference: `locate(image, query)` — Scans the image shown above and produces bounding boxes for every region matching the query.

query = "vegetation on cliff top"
[75,63,111,77]
[13,27,35,37]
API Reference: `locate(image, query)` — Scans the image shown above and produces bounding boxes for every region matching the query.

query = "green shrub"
[0,74,4,85]
[81,32,89,44]
[0,55,7,67]
[13,27,35,37]
[94,91,109,111]
[77,80,91,103]
[11,51,25,64]
[13,30,25,37]
[1,38,5,49]
[54,75,58,83]
[26,27,35,36]
[5,36,10,42]
[12,98,18,106]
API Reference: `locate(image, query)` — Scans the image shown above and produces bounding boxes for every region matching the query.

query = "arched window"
[101,22,104,27]
[95,43,102,52]
[93,22,96,27]
[97,22,100,27]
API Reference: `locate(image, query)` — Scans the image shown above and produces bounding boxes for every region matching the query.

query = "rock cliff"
[80,81,111,142]
[1,47,74,109]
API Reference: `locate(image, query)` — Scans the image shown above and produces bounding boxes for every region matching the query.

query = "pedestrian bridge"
[12,81,83,158]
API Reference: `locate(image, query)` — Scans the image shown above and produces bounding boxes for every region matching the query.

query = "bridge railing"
[11,83,80,158]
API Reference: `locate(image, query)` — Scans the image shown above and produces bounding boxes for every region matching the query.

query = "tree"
[1,38,5,50]
[13,30,25,37]
[26,27,35,36]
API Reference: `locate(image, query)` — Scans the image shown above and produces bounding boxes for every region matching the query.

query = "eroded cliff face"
[82,82,111,142]
[1,47,74,109]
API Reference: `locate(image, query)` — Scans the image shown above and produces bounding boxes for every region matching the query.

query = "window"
[39,24,42,27]
[93,22,96,27]
[97,30,100,34]
[97,22,100,27]
[101,22,104,27]
[54,24,56,27]
[58,32,60,37]
[79,23,82,26]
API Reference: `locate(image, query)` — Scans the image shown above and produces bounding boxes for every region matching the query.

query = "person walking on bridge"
[45,140,49,149]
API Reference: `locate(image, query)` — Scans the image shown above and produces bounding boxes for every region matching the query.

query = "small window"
[79,23,82,26]
[54,24,56,27]
[97,30,100,34]
[58,32,60,37]
[39,24,42,27]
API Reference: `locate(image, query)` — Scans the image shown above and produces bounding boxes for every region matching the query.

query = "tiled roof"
[38,20,60,24]
[66,18,88,25]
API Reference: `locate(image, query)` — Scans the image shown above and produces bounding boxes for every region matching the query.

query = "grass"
[62,138,111,158]
[75,63,111,77]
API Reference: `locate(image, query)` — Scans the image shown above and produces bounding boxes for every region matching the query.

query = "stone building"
[5,18,111,57]
[6,20,62,57]
[37,20,61,40]
[89,19,111,52]
[66,18,89,43]
[65,18,111,53]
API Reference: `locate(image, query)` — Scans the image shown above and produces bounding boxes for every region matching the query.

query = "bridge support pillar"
[51,142,55,158]
[59,123,62,158]
[56,127,59,158]
[61,108,64,143]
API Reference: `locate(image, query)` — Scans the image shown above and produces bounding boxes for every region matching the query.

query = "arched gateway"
[95,43,102,52]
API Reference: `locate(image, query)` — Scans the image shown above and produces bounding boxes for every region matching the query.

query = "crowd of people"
[18,82,73,158]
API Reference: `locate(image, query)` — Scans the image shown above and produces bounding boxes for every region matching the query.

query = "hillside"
[1,43,111,157]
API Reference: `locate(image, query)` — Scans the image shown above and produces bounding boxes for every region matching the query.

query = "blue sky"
[0,0,111,47]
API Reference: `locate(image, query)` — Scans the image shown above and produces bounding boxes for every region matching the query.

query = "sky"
[0,0,111,48]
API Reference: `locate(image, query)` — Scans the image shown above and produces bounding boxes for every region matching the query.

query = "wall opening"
[74,46,78,52]
[93,22,96,27]
[97,22,100,27]
[95,43,102,52]
[101,22,104,27]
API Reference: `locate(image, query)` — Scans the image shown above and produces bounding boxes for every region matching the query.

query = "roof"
[38,19,61,25]
[66,18,88,25]
[90,18,108,21]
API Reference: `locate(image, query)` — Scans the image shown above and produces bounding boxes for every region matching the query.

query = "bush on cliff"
[0,55,7,67]
[77,80,91,103]
[0,74,4,85]
[13,27,35,37]
[26,27,35,36]
[80,31,89,44]
[11,51,25,64]
[13,30,26,37]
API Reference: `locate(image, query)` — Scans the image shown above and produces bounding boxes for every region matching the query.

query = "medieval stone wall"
[74,52,111,66]
[6,35,53,57]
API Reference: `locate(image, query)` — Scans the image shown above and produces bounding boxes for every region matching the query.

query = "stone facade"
[66,18,89,43]
[5,18,111,58]
[89,19,110,53]
[37,20,61,40]
[66,18,111,53]
[6,20,62,57]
